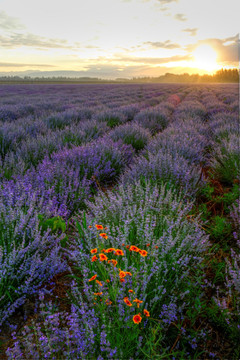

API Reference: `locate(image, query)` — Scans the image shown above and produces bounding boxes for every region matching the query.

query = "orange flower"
[96,280,103,286]
[146,243,150,247]
[123,297,132,306]
[91,255,98,262]
[95,224,103,230]
[89,225,92,228]
[115,249,124,256]
[89,275,97,282]
[105,248,116,253]
[119,271,126,278]
[120,279,125,283]
[106,279,110,283]
[139,250,148,257]
[155,246,158,249]
[94,292,103,296]
[133,298,143,308]
[129,245,140,252]
[125,271,132,276]
[99,233,108,239]
[105,227,108,230]
[128,289,134,293]
[106,300,112,305]
[108,259,117,267]
[99,253,108,261]
[122,243,125,246]
[143,309,150,317]
[133,314,142,324]
[126,245,130,249]
[90,248,97,254]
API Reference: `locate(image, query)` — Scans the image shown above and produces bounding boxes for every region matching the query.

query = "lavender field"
[0,83,239,359]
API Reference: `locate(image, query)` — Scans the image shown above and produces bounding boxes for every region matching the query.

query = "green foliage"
[106,116,122,128]
[216,184,240,212]
[38,214,68,247]
[199,183,215,201]
[209,216,232,242]
[213,153,239,186]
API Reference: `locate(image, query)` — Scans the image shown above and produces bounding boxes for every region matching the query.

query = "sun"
[193,44,219,72]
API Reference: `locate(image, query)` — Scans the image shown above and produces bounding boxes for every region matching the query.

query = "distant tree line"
[132,69,239,83]
[0,69,239,84]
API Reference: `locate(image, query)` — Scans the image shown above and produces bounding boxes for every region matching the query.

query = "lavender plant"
[70,181,210,357]
[211,133,240,184]
[121,149,205,197]
[109,123,151,152]
[94,110,127,128]
[133,106,169,135]
[6,292,117,360]
[0,190,66,326]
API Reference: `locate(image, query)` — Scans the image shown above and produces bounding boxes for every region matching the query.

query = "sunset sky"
[0,0,239,78]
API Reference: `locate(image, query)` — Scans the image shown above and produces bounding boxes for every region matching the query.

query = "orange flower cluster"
[132,310,150,324]
[108,259,117,267]
[89,275,97,282]
[127,245,148,257]
[99,253,108,261]
[88,224,151,323]
[122,292,150,323]
[119,270,132,279]
[105,247,115,253]
[99,233,108,239]
[124,297,132,306]
[115,249,124,256]
[133,314,142,324]
[133,298,143,308]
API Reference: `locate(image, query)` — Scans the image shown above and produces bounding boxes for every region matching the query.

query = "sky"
[0,0,239,78]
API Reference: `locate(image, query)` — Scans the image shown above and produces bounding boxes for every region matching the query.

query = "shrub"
[0,191,66,326]
[121,150,205,197]
[133,106,169,135]
[109,123,151,152]
[94,110,127,128]
[69,181,210,358]
[211,133,240,185]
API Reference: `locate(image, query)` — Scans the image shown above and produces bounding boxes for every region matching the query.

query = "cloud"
[114,54,192,64]
[187,35,239,63]
[174,13,187,21]
[0,11,24,30]
[145,40,181,49]
[0,62,55,68]
[182,28,198,36]
[0,33,73,49]
[157,0,178,3]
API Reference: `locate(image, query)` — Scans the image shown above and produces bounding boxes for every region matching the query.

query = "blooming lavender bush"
[211,133,240,184]
[133,106,170,135]
[94,110,127,128]
[21,138,134,215]
[6,292,117,360]
[69,181,210,357]
[109,123,151,152]
[146,118,209,164]
[0,190,66,326]
[173,100,206,120]
[44,108,94,130]
[60,119,109,146]
[121,149,205,197]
